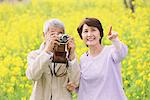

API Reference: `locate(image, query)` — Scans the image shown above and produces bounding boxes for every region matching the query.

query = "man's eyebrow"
[59,32,63,34]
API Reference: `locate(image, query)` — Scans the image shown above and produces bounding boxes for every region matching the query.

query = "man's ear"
[43,32,46,43]
[43,32,45,37]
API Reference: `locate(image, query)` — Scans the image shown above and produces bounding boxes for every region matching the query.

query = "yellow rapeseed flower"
[7,87,14,94]
[135,80,142,87]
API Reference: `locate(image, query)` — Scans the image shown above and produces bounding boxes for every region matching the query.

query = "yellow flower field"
[0,0,150,99]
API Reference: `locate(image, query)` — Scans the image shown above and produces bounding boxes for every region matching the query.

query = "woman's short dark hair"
[77,18,104,44]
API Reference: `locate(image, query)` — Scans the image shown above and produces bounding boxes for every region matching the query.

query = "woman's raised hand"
[108,26,118,41]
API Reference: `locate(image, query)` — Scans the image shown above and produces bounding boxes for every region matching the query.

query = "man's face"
[46,26,64,37]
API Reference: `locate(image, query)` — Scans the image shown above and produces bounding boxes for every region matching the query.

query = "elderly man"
[26,18,80,100]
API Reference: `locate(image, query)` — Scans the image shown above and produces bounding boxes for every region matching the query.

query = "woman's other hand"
[66,82,77,92]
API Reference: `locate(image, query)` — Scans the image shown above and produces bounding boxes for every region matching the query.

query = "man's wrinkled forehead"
[46,26,64,35]
[47,26,64,34]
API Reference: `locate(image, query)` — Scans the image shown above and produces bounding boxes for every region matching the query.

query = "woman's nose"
[87,32,92,36]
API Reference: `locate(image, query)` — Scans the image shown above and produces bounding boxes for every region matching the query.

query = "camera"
[52,34,69,63]
[59,34,69,44]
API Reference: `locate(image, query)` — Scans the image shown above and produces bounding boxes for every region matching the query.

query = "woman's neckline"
[87,46,106,59]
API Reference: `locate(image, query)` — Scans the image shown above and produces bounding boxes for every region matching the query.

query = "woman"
[77,18,128,100]
[26,18,80,100]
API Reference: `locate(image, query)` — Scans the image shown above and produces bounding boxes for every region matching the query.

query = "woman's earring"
[99,37,101,44]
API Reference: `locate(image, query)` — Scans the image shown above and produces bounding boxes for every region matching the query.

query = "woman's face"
[81,24,100,47]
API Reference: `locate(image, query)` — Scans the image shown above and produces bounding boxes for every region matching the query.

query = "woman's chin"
[86,43,95,47]
[86,41,99,47]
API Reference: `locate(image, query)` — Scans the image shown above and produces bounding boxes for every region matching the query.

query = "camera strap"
[53,61,69,77]
[48,65,53,76]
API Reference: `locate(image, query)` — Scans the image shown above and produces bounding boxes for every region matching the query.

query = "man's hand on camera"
[67,37,75,61]
[44,33,60,53]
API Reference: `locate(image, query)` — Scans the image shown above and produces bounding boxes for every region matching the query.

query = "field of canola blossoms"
[0,0,150,99]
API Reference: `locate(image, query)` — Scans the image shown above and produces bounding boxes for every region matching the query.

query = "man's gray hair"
[43,18,65,35]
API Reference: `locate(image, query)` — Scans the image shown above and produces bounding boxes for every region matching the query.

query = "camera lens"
[60,34,69,43]
[62,36,68,42]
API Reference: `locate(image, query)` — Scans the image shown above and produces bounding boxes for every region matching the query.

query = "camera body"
[52,34,69,63]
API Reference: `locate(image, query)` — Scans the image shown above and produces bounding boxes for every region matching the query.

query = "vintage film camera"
[52,34,69,63]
